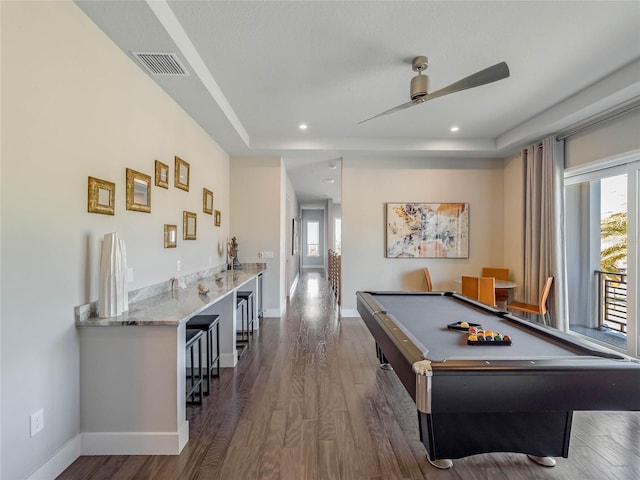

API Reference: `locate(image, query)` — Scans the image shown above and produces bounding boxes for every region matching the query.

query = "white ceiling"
[76,1,640,205]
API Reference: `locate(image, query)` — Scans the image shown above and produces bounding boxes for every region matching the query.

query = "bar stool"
[186,314,220,395]
[185,329,204,413]
[236,296,248,345]
[237,291,254,339]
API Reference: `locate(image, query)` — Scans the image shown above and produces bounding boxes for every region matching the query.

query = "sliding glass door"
[565,158,638,357]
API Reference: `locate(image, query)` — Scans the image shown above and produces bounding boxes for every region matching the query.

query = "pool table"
[356,291,640,463]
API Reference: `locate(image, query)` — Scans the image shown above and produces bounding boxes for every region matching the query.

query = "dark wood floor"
[59,269,640,480]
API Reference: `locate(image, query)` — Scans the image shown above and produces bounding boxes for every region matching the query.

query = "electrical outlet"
[177,260,181,272]
[30,408,44,437]
[262,251,274,259]
[127,268,134,282]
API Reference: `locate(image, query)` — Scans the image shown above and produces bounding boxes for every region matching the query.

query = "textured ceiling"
[76,1,640,205]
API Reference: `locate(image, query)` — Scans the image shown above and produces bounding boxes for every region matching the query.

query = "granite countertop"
[76,266,265,327]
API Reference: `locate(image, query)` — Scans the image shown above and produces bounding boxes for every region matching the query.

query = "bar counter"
[76,266,265,327]
[76,266,265,456]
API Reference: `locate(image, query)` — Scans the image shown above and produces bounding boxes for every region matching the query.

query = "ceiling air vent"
[132,52,190,76]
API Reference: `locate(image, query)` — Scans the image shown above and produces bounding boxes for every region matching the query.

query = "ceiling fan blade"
[357,100,415,125]
[357,61,509,125]
[422,61,510,103]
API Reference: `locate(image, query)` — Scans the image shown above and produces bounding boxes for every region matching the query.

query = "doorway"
[565,159,639,357]
[301,209,325,269]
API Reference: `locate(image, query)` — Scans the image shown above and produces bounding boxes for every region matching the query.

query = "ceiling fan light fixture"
[410,74,429,101]
[357,57,509,125]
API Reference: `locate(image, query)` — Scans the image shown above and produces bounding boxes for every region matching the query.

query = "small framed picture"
[175,156,190,191]
[214,210,221,227]
[88,176,115,215]
[164,224,177,248]
[155,160,169,189]
[203,188,213,214]
[126,168,151,213]
[183,211,197,240]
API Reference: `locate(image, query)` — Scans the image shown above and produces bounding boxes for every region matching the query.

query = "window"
[565,158,639,357]
[307,221,319,256]
[335,218,342,254]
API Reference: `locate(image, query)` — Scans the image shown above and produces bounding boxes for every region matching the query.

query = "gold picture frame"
[183,211,197,240]
[155,160,169,189]
[203,188,213,214]
[126,168,151,213]
[174,156,190,191]
[164,224,177,248]
[88,176,115,215]
[214,210,221,227]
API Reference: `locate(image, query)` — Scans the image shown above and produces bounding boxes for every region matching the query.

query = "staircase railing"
[328,250,341,304]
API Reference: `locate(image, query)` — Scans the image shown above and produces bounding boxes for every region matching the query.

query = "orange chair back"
[461,276,478,299]
[482,267,509,303]
[462,276,496,307]
[423,268,433,292]
[478,277,496,307]
[538,277,554,314]
[481,267,509,280]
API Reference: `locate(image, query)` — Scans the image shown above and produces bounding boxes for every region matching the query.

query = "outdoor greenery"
[600,211,627,273]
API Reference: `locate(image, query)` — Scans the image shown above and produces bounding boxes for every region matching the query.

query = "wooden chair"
[482,267,510,304]
[507,276,554,325]
[423,268,433,292]
[461,276,496,307]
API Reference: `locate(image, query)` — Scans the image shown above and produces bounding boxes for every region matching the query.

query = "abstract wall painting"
[386,203,469,258]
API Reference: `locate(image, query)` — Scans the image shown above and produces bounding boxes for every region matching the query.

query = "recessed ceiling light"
[450,126,459,132]
[328,162,337,170]
[299,123,308,130]
[323,178,335,184]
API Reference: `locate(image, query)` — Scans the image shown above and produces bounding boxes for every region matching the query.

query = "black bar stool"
[236,296,248,345]
[186,314,220,395]
[185,329,204,414]
[237,291,255,339]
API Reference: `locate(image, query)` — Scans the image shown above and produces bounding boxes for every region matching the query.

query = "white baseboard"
[340,308,360,318]
[26,435,81,480]
[80,423,189,455]
[264,308,284,317]
[220,351,237,368]
[26,422,191,477]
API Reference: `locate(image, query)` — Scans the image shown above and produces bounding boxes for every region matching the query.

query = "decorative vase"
[98,232,128,317]
[118,238,129,313]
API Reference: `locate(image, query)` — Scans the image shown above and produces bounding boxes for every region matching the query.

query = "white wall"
[502,152,525,299]
[1,3,230,478]
[230,156,284,315]
[341,156,505,313]
[285,177,300,297]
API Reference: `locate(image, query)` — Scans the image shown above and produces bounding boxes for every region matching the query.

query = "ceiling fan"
[357,56,510,125]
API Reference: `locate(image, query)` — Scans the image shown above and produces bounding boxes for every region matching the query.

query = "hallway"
[59,269,639,479]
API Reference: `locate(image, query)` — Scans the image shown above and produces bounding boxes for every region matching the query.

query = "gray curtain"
[522,136,569,329]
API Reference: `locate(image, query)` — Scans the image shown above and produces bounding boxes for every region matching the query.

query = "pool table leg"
[427,457,453,469]
[527,455,557,467]
[375,342,393,370]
